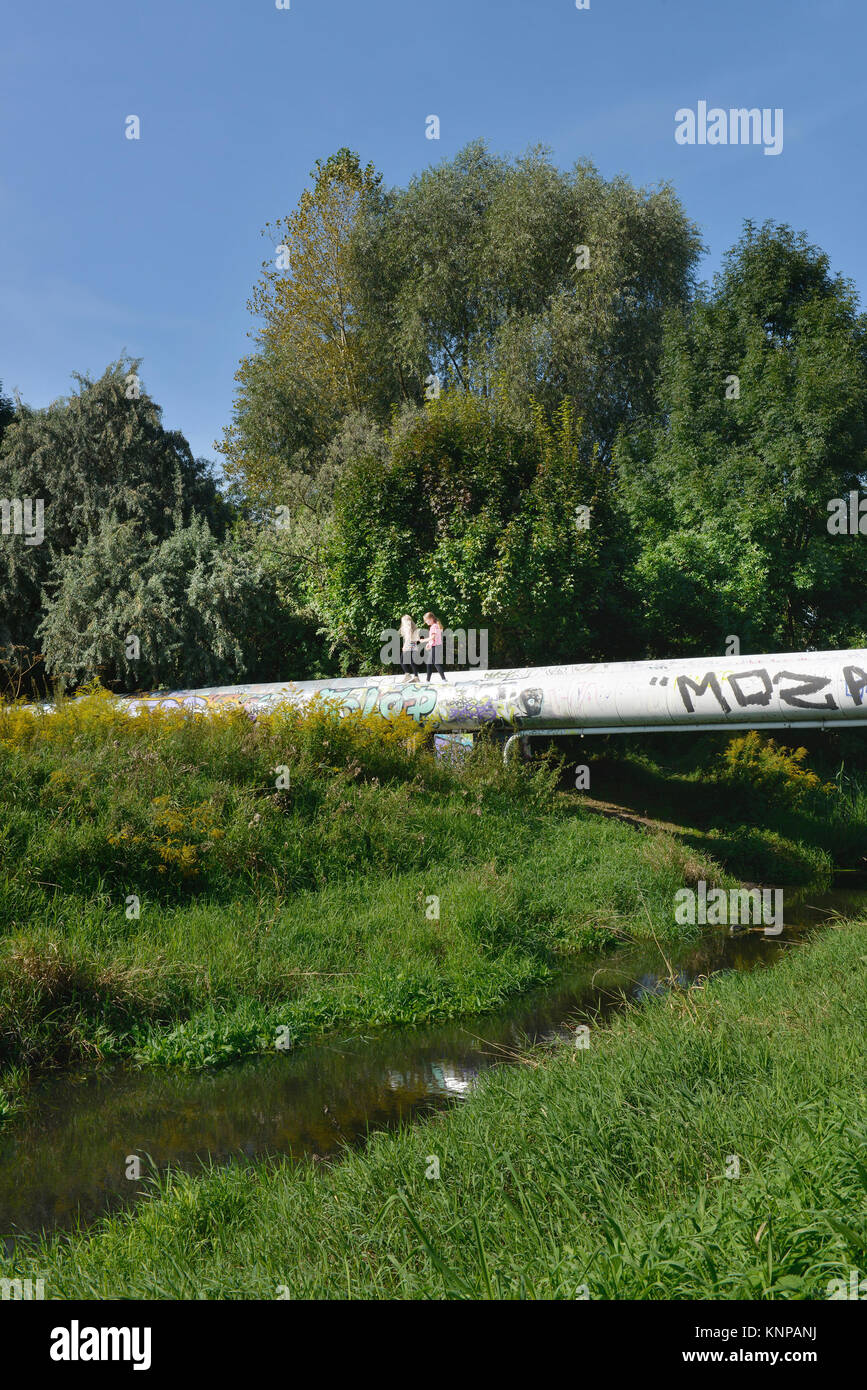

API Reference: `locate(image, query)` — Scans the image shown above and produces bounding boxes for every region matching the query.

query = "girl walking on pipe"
[423,611,448,683]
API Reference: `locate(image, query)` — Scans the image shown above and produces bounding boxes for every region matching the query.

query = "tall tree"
[218,149,387,516]
[224,142,702,519]
[616,222,867,654]
[352,142,703,458]
[0,359,225,655]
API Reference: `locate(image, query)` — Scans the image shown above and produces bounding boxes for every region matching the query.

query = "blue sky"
[2,0,865,464]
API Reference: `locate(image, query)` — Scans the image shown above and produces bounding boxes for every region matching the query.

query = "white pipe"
[116,648,867,734]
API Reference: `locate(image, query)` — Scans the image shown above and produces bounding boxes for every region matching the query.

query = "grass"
[2,694,867,1298]
[3,917,864,1299]
[575,726,867,877]
[0,691,726,1083]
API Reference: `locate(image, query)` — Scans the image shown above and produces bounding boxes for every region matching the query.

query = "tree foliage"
[218,150,387,516]
[6,167,867,694]
[321,393,639,671]
[223,142,703,518]
[616,222,867,654]
[0,360,225,655]
[352,141,703,456]
[38,515,270,690]
[0,380,15,452]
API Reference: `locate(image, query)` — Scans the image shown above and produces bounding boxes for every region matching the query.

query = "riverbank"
[2,695,863,1112]
[0,693,733,1102]
[2,695,866,1295]
[3,914,864,1297]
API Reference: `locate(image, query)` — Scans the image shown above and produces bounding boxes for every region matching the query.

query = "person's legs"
[401,650,415,679]
[432,644,447,681]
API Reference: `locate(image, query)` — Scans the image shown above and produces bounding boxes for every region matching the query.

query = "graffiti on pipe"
[672,664,867,715]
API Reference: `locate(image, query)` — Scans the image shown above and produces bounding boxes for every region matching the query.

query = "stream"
[2,883,865,1248]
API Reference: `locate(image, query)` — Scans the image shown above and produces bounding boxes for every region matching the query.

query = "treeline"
[2,141,867,692]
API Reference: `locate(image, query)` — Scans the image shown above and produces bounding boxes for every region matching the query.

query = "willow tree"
[351,142,704,460]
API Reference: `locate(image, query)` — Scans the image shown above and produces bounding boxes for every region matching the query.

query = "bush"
[716,732,835,815]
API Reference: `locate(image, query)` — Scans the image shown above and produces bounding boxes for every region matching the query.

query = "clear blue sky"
[2,0,865,464]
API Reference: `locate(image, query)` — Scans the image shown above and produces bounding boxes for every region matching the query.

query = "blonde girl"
[399,614,421,680]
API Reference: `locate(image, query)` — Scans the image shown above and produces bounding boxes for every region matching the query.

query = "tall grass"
[4,920,864,1299]
[0,692,726,1075]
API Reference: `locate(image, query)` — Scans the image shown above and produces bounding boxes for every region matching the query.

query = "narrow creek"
[2,883,864,1248]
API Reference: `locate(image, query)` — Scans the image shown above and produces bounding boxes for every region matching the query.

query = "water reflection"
[0,887,862,1246]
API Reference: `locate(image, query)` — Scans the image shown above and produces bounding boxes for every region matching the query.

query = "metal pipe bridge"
[118,649,867,751]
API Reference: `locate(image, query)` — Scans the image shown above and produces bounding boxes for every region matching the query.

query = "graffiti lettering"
[676,672,731,714]
[316,684,438,724]
[405,690,438,721]
[843,666,867,707]
[442,698,498,724]
[676,667,838,715]
[379,688,407,719]
[773,671,837,711]
[727,669,773,708]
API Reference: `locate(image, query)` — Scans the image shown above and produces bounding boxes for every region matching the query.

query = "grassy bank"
[574,725,867,883]
[0,692,729,1090]
[4,917,864,1298]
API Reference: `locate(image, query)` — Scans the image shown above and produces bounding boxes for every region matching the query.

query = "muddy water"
[1,886,864,1246]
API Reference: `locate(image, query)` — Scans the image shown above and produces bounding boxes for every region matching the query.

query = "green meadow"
[0,692,730,1089]
[2,694,866,1298]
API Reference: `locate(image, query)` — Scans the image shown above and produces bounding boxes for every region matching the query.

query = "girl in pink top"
[423,611,448,683]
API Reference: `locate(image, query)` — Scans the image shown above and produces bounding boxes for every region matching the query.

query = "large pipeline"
[118,648,867,735]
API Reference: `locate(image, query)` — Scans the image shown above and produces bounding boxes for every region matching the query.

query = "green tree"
[225,141,702,520]
[0,360,226,656]
[238,408,394,679]
[321,393,639,672]
[218,149,388,517]
[616,222,867,654]
[38,515,271,690]
[0,380,14,451]
[352,142,703,457]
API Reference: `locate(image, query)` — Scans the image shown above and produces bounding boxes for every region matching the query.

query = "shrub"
[716,731,835,815]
